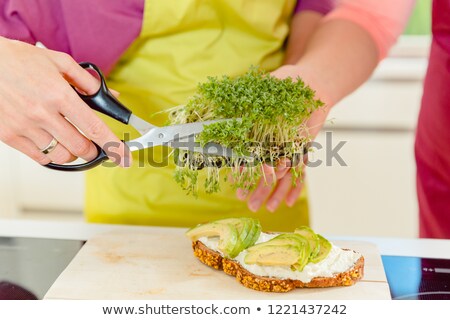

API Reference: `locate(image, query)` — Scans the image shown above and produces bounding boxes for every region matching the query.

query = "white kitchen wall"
[0,37,429,238]
[309,128,418,238]
[0,143,19,218]
[308,45,427,237]
[17,155,84,213]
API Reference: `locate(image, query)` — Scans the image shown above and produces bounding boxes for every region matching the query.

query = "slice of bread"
[192,240,364,293]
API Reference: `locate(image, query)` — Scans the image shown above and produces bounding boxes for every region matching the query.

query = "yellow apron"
[85,0,309,232]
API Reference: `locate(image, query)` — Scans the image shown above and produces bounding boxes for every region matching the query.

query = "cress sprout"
[168,67,323,196]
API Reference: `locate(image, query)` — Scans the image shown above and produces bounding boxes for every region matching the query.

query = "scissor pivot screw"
[158,133,165,138]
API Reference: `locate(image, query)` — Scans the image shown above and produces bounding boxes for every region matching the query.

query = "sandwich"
[185,218,364,292]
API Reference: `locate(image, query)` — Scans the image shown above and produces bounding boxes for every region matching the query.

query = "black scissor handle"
[76,62,132,124]
[45,142,109,172]
[44,62,130,172]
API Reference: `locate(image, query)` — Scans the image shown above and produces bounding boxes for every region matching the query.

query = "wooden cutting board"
[44,228,391,300]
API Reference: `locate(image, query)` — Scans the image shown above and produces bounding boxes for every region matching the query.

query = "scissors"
[45,62,236,172]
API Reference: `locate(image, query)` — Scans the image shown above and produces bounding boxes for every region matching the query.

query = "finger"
[286,177,304,207]
[46,142,77,164]
[236,188,249,201]
[275,157,291,180]
[110,88,120,98]
[260,163,276,184]
[60,87,132,167]
[247,164,276,212]
[50,51,100,95]
[239,159,289,201]
[44,113,98,161]
[304,108,330,140]
[3,135,51,165]
[29,129,77,165]
[266,173,294,212]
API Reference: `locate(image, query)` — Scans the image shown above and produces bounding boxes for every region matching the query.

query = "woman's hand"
[236,65,330,212]
[0,37,131,167]
[236,157,306,212]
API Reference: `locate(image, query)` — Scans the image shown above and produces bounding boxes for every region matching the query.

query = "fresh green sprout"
[168,67,323,196]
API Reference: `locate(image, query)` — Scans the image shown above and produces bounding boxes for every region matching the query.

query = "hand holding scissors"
[45,62,235,171]
[0,40,131,169]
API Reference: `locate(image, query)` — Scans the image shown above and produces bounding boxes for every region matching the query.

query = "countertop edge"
[0,219,449,259]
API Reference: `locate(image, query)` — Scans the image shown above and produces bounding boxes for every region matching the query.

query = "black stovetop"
[382,255,450,299]
[0,236,449,300]
[0,236,83,299]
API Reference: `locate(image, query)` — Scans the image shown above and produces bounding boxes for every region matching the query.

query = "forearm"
[295,19,379,107]
[286,0,336,64]
[291,0,415,107]
[264,17,381,210]
[284,11,325,64]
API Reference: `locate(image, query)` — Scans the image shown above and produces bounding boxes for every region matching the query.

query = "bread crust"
[192,240,364,293]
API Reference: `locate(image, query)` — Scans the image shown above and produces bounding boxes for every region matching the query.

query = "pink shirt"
[0,0,334,74]
[415,0,450,239]
[326,0,415,59]
[0,0,144,75]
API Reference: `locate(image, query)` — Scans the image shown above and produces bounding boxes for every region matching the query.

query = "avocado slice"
[244,245,302,266]
[276,233,311,271]
[309,234,332,263]
[291,242,311,271]
[192,217,262,258]
[237,218,261,250]
[294,226,320,259]
[231,218,253,256]
[247,233,309,252]
[185,222,239,257]
[245,233,311,269]
[212,218,260,257]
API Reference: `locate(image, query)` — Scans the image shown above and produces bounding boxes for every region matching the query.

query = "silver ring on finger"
[40,138,58,155]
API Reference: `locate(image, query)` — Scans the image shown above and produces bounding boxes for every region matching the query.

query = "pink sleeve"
[295,0,336,15]
[325,0,415,59]
[0,0,144,75]
[0,0,61,45]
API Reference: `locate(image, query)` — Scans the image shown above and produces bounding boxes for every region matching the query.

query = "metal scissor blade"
[128,114,155,135]
[126,130,237,157]
[161,119,235,141]
[126,119,237,151]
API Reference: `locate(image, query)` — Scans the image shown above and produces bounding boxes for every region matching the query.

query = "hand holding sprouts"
[169,67,323,196]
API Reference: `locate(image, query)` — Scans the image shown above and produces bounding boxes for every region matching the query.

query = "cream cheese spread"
[199,232,361,283]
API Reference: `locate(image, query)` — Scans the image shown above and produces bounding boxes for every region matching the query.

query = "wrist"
[271,64,332,139]
[273,64,336,110]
